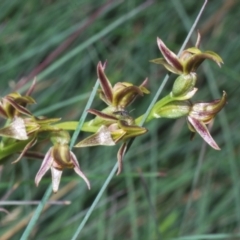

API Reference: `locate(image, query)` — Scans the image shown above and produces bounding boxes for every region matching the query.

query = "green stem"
[53,121,98,133]
[135,94,173,124]
[0,139,31,160]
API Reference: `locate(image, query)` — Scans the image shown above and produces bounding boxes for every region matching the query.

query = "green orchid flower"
[0,92,36,119]
[35,131,90,193]
[150,33,223,75]
[150,91,227,150]
[75,109,147,175]
[97,61,150,111]
[187,91,227,150]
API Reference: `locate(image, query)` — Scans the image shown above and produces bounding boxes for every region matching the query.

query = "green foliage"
[0,0,239,240]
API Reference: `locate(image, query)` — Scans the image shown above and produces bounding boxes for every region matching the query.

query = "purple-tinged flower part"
[187,116,220,150]
[12,137,37,163]
[0,114,61,142]
[75,110,147,175]
[97,61,150,110]
[156,37,183,74]
[151,35,223,75]
[50,167,63,193]
[0,117,28,140]
[97,62,113,106]
[75,125,116,147]
[35,147,53,187]
[112,79,150,109]
[183,49,223,74]
[189,91,227,124]
[117,142,127,175]
[85,108,147,142]
[87,108,118,122]
[35,144,90,193]
[187,91,227,150]
[0,103,8,118]
[117,119,147,141]
[25,78,37,96]
[0,92,35,119]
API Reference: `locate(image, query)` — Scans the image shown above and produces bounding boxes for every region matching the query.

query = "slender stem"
[53,121,99,133]
[135,94,173,124]
[179,141,207,235]
[71,163,119,240]
[69,80,100,149]
[20,185,52,240]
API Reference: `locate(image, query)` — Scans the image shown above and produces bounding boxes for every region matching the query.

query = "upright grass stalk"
[179,141,208,234]
[20,185,52,240]
[70,1,208,239]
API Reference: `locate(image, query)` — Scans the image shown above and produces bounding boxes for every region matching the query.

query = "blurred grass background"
[0,0,240,239]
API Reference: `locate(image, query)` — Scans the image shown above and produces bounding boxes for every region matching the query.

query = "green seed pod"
[172,73,197,97]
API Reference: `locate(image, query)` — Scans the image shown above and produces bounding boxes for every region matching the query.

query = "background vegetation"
[0,0,239,239]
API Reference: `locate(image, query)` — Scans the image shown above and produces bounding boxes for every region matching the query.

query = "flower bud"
[171,73,197,97]
[152,101,191,119]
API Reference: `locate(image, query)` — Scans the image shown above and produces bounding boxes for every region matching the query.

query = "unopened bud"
[172,73,197,97]
[152,101,191,119]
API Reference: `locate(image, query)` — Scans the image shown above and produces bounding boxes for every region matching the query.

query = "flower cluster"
[0,83,90,192]
[149,33,226,149]
[75,62,149,175]
[0,33,227,193]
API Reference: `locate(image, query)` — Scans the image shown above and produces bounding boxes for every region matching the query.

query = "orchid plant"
[0,33,226,192]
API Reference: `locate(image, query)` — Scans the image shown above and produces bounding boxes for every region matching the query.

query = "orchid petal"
[97,62,113,104]
[118,120,147,138]
[70,152,91,190]
[113,85,144,108]
[26,78,37,96]
[35,148,54,187]
[0,104,7,118]
[150,58,183,75]
[116,142,127,175]
[139,78,150,94]
[195,31,201,48]
[0,117,28,140]
[189,91,227,122]
[12,137,37,163]
[51,167,63,193]
[75,125,115,147]
[187,116,220,150]
[87,109,118,121]
[157,37,183,73]
[3,97,32,117]
[139,77,149,89]
[110,129,126,143]
[184,51,223,73]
